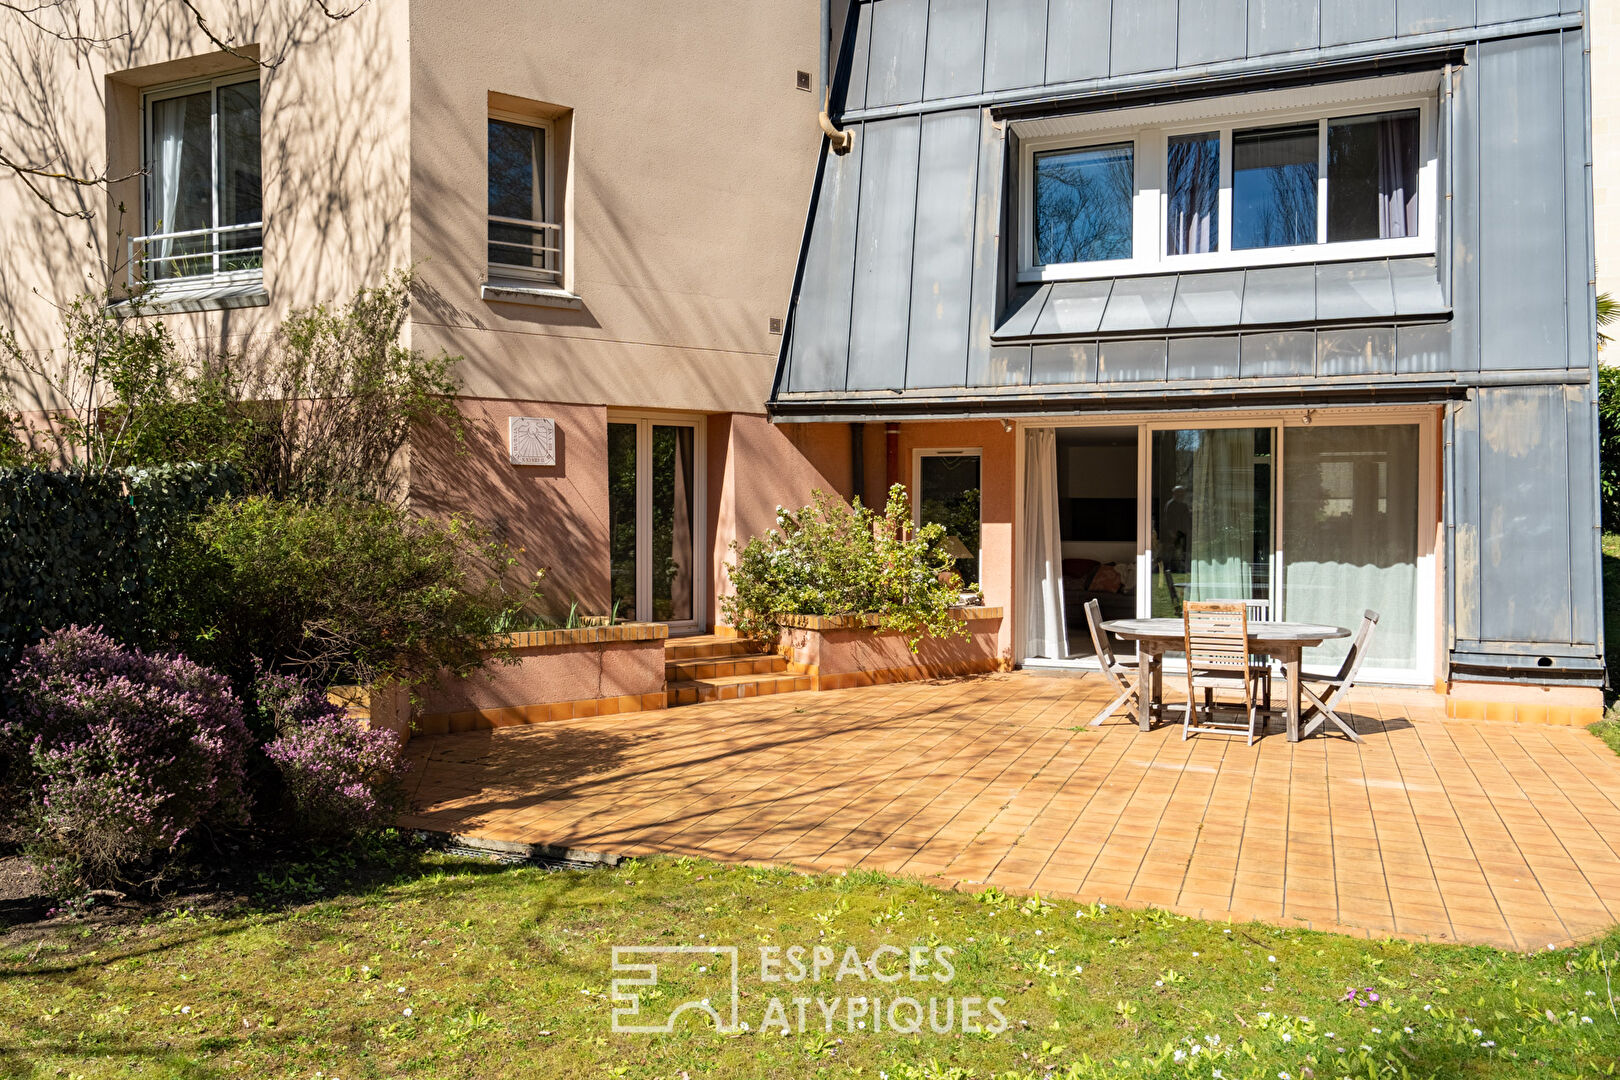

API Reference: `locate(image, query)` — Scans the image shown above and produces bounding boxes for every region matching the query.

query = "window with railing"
[487,114,560,285]
[133,73,262,287]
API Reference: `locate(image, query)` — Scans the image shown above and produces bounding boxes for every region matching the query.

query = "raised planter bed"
[772,606,1007,690]
[371,623,669,739]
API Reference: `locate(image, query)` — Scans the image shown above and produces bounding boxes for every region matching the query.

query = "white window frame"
[487,109,560,286]
[1011,406,1439,686]
[1016,73,1440,282]
[606,410,708,634]
[912,447,984,586]
[137,71,263,287]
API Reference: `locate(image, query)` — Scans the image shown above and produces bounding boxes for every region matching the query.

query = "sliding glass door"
[1280,424,1420,671]
[1022,414,1433,679]
[1149,427,1273,617]
[608,415,704,630]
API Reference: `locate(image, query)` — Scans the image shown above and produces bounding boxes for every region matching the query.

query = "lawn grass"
[2,846,1615,1079]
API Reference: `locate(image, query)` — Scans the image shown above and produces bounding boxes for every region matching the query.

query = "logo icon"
[610,946,740,1033]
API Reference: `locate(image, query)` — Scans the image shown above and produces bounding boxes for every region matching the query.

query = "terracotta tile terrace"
[399,672,1620,951]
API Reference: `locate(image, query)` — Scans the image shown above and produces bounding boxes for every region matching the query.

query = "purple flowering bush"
[0,626,251,890]
[258,670,409,839]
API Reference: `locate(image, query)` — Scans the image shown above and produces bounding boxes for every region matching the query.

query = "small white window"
[487,114,560,285]
[136,73,261,285]
[1017,74,1439,280]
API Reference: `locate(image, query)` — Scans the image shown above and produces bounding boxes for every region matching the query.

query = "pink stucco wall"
[709,414,852,623]
[781,614,1005,676]
[416,638,665,715]
[411,397,611,619]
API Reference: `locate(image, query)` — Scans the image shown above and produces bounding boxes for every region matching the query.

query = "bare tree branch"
[0,0,123,46]
[173,0,268,68]
[0,150,141,218]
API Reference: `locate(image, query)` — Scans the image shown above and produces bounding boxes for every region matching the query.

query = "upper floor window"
[487,114,560,285]
[1018,74,1436,281]
[137,74,261,285]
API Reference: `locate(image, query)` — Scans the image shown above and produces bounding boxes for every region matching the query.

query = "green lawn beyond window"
[2,853,1615,1079]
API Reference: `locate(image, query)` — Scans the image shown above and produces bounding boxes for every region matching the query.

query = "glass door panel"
[651,425,696,622]
[1281,424,1419,670]
[1150,428,1273,616]
[918,453,982,588]
[608,422,639,620]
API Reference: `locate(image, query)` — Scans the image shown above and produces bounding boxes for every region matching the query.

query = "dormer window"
[1017,73,1438,281]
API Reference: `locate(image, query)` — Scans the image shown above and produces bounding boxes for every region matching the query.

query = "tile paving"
[399,671,1620,949]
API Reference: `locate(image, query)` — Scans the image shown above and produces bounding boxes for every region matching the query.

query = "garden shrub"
[722,484,976,648]
[257,669,409,840]
[0,462,240,671]
[162,495,534,690]
[1599,364,1620,532]
[1,626,251,891]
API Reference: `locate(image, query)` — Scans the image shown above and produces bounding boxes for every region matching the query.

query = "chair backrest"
[1211,598,1269,623]
[1333,609,1380,683]
[1183,601,1251,672]
[1084,599,1119,672]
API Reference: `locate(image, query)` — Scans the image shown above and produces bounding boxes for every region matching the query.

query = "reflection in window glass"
[919,455,982,588]
[1034,143,1134,264]
[608,422,638,619]
[1233,123,1318,250]
[1166,132,1219,256]
[1150,428,1272,617]
[651,425,695,622]
[216,81,261,270]
[1327,110,1418,242]
[488,119,546,269]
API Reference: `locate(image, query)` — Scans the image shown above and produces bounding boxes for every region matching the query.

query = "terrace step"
[665,652,788,682]
[663,633,768,662]
[666,672,813,707]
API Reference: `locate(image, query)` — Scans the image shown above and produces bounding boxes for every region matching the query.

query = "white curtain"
[1282,425,1419,670]
[1022,428,1068,659]
[1188,428,1255,603]
[150,97,188,272]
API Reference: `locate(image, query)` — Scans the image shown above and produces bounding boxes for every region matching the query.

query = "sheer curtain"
[1282,425,1419,670]
[1377,114,1418,239]
[1022,428,1068,659]
[150,97,188,272]
[1188,429,1255,602]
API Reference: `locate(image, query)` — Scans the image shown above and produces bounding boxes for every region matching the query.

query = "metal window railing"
[126,222,264,288]
[487,215,561,284]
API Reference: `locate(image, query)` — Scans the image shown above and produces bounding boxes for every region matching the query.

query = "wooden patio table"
[1099,618,1350,742]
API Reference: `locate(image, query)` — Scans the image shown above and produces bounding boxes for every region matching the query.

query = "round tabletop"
[1100,618,1349,644]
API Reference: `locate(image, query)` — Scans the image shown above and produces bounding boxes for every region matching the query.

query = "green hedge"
[0,463,239,670]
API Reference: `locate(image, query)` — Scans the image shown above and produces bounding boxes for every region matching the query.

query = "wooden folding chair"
[1182,601,1269,745]
[1300,610,1379,743]
[1084,599,1140,726]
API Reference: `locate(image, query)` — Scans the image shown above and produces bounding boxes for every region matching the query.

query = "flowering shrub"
[0,626,251,890]
[258,670,409,839]
[721,484,977,649]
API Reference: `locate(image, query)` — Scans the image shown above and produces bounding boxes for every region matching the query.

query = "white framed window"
[134,72,261,286]
[1016,72,1439,281]
[487,111,560,285]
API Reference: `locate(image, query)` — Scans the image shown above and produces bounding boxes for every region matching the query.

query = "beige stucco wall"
[0,1,411,400]
[1594,0,1620,309]
[404,0,822,413]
